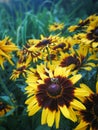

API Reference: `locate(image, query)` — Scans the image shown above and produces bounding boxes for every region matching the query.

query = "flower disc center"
[0,103,5,110]
[47,83,61,96]
[93,28,98,38]
[94,104,98,116]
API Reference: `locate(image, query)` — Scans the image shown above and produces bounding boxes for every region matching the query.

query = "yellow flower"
[58,46,96,72]
[0,37,18,69]
[74,81,98,130]
[68,25,78,32]
[25,64,89,128]
[10,55,31,80]
[48,22,64,32]
[68,14,98,33]
[17,42,41,63]
[0,102,12,116]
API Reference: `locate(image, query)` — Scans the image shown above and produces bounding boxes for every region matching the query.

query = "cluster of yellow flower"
[0,14,98,130]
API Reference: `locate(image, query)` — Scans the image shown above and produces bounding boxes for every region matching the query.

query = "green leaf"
[35,125,51,130]
[0,126,6,130]
[0,96,12,105]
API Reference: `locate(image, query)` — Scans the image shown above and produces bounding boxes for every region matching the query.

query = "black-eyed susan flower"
[58,47,96,73]
[17,42,41,63]
[75,81,98,130]
[28,35,60,60]
[34,34,59,49]
[0,101,12,116]
[68,19,89,32]
[52,36,75,53]
[86,26,98,49]
[0,37,18,69]
[68,14,98,33]
[10,55,31,80]
[25,64,90,128]
[73,32,98,53]
[48,22,64,32]
[70,15,98,50]
[41,48,59,64]
[68,25,79,32]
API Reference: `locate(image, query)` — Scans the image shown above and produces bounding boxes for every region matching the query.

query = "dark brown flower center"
[53,43,66,50]
[54,24,58,28]
[94,104,98,116]
[36,76,74,110]
[47,83,61,96]
[0,103,5,110]
[17,65,26,72]
[60,55,80,68]
[46,54,56,61]
[94,28,98,37]
[36,39,51,47]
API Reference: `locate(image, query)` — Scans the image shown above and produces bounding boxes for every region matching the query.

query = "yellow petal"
[41,108,48,125]
[74,120,88,130]
[74,88,91,97]
[92,42,98,48]
[54,66,63,76]
[37,65,48,80]
[27,99,38,110]
[54,66,71,77]
[80,84,93,94]
[49,70,54,78]
[59,105,70,120]
[96,81,98,93]
[83,67,92,71]
[0,49,9,58]
[0,110,5,116]
[71,99,86,110]
[90,126,93,130]
[68,107,77,122]
[25,96,36,104]
[28,103,41,116]
[86,62,95,67]
[37,80,44,84]
[47,110,55,127]
[55,110,60,129]
[70,74,82,84]
[45,68,53,78]
[0,56,4,69]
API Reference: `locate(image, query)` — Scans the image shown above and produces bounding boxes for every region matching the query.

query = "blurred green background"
[0,0,98,46]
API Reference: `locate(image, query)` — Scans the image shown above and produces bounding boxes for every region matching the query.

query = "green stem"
[0,73,15,106]
[46,47,52,65]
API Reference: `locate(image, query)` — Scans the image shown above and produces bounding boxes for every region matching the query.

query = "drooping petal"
[47,110,56,127]
[25,96,36,104]
[68,107,77,122]
[27,99,38,110]
[71,99,86,110]
[59,105,70,120]
[96,81,98,93]
[74,120,89,130]
[74,88,90,97]
[28,103,41,116]
[70,74,82,84]
[55,110,60,129]
[41,108,48,125]
[80,84,93,94]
